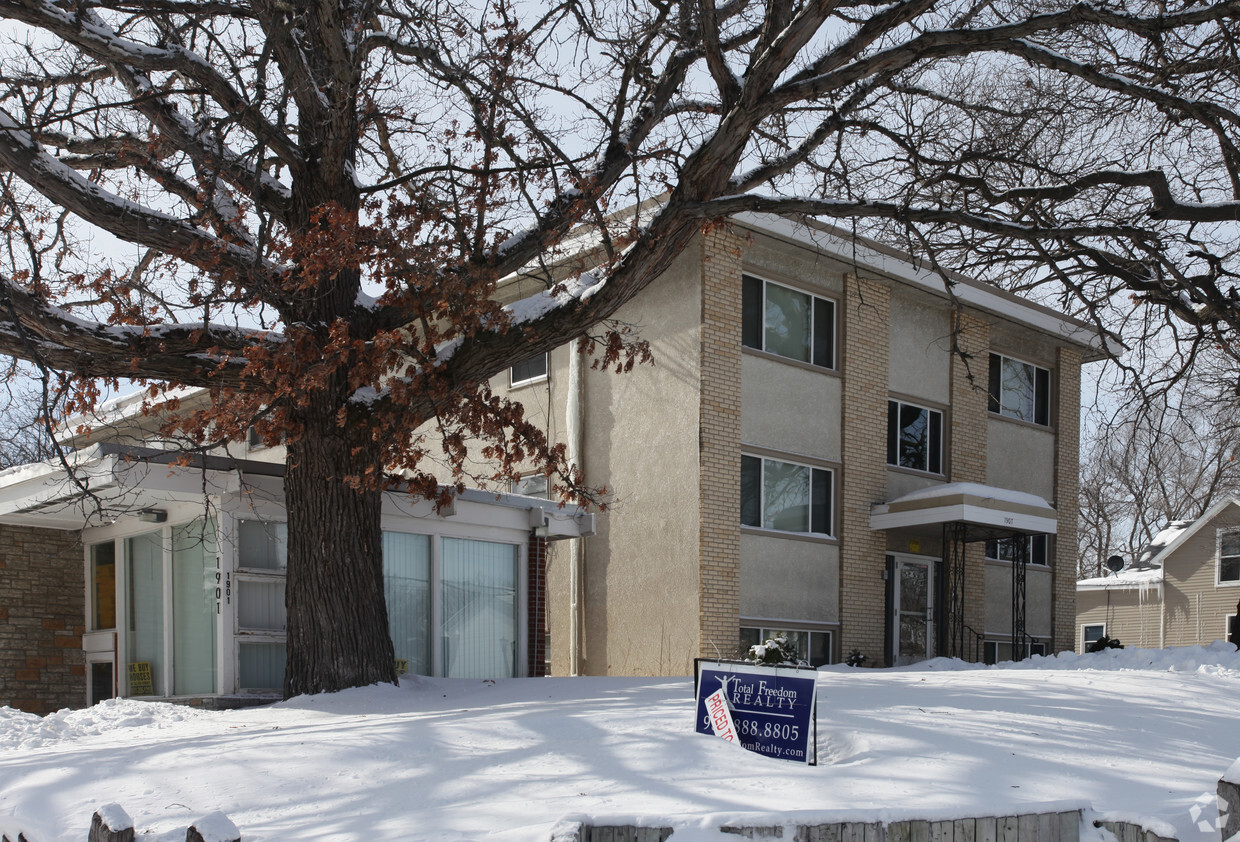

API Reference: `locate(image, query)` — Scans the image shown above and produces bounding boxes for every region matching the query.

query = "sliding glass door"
[441,537,518,679]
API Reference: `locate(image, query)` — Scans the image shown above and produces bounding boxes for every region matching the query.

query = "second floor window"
[1219,530,1240,583]
[510,352,548,387]
[742,275,835,369]
[741,454,832,536]
[989,353,1050,426]
[887,400,943,474]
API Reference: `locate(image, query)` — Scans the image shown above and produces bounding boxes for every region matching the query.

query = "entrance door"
[890,555,934,666]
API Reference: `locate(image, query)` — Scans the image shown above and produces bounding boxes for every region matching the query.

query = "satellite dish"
[1106,555,1125,573]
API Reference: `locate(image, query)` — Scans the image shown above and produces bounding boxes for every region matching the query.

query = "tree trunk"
[282,398,396,698]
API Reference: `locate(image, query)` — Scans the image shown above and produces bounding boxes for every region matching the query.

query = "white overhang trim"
[869,482,1058,535]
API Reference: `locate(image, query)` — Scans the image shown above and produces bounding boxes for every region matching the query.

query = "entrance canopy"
[869,482,1057,539]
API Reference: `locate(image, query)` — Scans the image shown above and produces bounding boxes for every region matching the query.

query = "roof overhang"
[869,482,1058,537]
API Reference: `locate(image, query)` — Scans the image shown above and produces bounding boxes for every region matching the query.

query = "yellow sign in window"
[127,662,153,696]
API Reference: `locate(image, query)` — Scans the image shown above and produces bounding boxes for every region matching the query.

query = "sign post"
[694,659,818,764]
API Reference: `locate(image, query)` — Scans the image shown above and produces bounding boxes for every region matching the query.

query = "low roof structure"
[869,482,1058,539]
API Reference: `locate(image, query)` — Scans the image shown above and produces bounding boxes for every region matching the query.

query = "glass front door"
[890,555,934,666]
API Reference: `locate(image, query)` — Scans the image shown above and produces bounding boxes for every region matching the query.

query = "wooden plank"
[1058,812,1080,842]
[998,816,1019,842]
[888,821,911,842]
[864,822,884,842]
[910,820,931,842]
[955,818,975,842]
[1017,815,1037,842]
[978,816,997,842]
[1039,812,1055,842]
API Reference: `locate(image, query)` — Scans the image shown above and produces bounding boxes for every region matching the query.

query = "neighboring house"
[1076,498,1240,652]
[0,392,593,712]
[490,213,1110,675]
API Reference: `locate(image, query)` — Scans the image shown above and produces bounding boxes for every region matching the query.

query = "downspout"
[567,345,584,676]
[1159,580,1165,649]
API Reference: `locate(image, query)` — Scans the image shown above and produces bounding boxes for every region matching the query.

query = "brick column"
[949,310,990,644]
[1052,347,1082,653]
[527,534,549,677]
[839,275,891,665]
[0,525,85,713]
[697,225,743,658]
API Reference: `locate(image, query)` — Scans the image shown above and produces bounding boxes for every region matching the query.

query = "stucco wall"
[545,245,705,676]
[986,420,1056,501]
[984,562,1054,640]
[0,524,85,713]
[888,292,952,405]
[741,355,841,459]
[739,535,839,624]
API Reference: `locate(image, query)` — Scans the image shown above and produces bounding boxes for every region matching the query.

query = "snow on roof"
[885,482,1053,511]
[1077,565,1164,590]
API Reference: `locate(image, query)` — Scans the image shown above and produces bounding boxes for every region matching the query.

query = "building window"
[741,455,832,536]
[985,534,1048,565]
[742,275,835,369]
[887,400,943,474]
[124,521,218,697]
[988,353,1050,426]
[510,474,550,498]
[984,639,1046,665]
[89,542,117,630]
[740,626,833,666]
[1219,530,1240,584]
[510,353,548,387]
[1082,623,1105,651]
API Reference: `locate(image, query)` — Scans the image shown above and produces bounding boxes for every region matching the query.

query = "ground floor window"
[985,534,1048,565]
[984,639,1046,665]
[739,625,833,667]
[1081,623,1105,651]
[123,520,218,697]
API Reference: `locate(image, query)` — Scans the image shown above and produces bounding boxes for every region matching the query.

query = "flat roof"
[870,482,1058,537]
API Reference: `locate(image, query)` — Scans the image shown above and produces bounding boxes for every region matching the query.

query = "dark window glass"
[510,353,548,386]
[742,275,762,349]
[740,456,761,528]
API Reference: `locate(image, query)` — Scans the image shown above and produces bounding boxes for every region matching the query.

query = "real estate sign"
[694,659,817,764]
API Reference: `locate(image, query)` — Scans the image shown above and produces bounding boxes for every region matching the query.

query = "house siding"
[1164,506,1240,646]
[0,524,85,713]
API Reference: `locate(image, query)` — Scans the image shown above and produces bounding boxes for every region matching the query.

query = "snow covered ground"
[2,644,1239,842]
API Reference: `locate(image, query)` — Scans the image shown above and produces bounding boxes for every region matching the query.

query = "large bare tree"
[1,0,1238,695]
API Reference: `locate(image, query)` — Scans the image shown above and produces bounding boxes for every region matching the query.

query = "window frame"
[741,273,836,370]
[886,399,944,475]
[988,352,1051,426]
[510,473,550,499]
[740,624,834,667]
[1081,623,1106,651]
[984,534,1049,566]
[510,352,549,388]
[741,453,834,538]
[1218,528,1240,586]
[984,639,1046,665]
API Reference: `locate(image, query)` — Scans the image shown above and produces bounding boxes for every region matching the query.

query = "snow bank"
[834,641,1240,677]
[0,697,210,750]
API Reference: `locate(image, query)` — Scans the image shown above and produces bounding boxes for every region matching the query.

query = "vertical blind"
[441,537,518,679]
[172,521,217,695]
[382,532,431,675]
[126,531,164,695]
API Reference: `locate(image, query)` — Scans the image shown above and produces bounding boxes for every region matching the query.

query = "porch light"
[138,508,168,523]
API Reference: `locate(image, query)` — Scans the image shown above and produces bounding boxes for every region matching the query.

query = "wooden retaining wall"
[561,809,1181,842]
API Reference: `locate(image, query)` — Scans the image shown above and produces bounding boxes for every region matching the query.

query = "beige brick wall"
[0,524,85,713]
[839,275,891,665]
[697,225,743,658]
[949,310,990,645]
[1053,347,1082,653]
